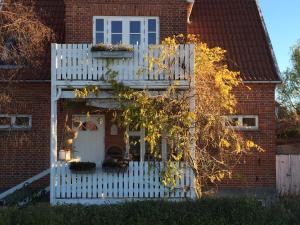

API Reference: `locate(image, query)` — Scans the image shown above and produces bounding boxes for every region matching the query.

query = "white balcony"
[51,44,195,89]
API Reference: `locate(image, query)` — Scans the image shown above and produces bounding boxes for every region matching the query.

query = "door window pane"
[148,19,157,45]
[96,19,104,32]
[111,21,122,33]
[96,33,104,44]
[112,34,122,44]
[130,34,141,45]
[148,33,156,45]
[130,21,141,33]
[148,19,156,32]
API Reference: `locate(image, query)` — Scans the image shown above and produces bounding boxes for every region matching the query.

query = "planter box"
[91,51,134,59]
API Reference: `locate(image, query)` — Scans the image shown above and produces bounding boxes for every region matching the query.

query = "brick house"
[0,0,281,204]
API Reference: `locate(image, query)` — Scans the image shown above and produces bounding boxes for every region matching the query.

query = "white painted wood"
[73,115,105,166]
[277,155,300,195]
[0,168,50,200]
[52,161,196,204]
[52,44,194,88]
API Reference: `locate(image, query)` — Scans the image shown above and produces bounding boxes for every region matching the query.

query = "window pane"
[242,117,256,127]
[148,33,156,45]
[111,34,122,44]
[129,136,141,161]
[111,21,122,33]
[15,116,30,128]
[148,19,156,32]
[0,116,11,127]
[130,34,141,45]
[96,33,104,44]
[96,19,104,31]
[130,21,141,33]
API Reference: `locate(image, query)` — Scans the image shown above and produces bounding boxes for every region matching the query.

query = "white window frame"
[93,16,160,45]
[225,115,259,131]
[0,114,32,130]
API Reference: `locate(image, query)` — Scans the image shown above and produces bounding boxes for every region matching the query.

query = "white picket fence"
[51,44,194,85]
[53,161,195,203]
[276,155,300,195]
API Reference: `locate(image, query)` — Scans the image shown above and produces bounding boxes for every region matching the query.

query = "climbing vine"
[74,35,264,198]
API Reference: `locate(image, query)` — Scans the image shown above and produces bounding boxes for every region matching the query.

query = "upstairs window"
[225,115,259,131]
[0,115,32,130]
[93,17,159,45]
[111,21,123,44]
[130,21,141,45]
[148,19,157,45]
[95,19,104,44]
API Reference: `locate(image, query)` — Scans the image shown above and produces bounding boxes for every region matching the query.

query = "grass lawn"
[0,198,299,225]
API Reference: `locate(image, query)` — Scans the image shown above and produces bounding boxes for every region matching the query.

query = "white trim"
[225,115,259,131]
[93,16,159,45]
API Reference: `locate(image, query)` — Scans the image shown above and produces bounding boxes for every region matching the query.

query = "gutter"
[186,0,195,24]
[255,0,282,83]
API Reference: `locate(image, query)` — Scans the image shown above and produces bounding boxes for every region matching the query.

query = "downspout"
[186,0,195,24]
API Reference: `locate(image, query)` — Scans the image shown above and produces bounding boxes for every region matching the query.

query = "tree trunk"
[194,175,202,199]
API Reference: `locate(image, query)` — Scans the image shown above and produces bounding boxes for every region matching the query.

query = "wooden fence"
[276,155,300,195]
[53,161,195,202]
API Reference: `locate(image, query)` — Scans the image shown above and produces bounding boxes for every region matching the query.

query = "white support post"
[50,44,58,205]
[189,44,196,198]
[140,128,145,162]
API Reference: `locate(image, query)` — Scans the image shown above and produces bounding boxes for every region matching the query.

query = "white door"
[72,115,105,167]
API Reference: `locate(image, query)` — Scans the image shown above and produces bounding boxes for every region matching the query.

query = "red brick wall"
[220,83,277,188]
[0,83,50,191]
[64,0,187,43]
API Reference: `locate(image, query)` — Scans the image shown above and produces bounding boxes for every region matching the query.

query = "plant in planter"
[58,115,79,161]
[91,43,134,58]
[69,162,96,172]
[102,146,130,172]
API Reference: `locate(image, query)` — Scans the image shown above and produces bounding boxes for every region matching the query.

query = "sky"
[259,0,300,72]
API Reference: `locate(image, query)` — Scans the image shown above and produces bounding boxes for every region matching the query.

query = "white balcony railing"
[53,161,195,203]
[51,44,194,88]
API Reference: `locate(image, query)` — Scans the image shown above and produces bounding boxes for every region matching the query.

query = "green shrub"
[0,198,299,225]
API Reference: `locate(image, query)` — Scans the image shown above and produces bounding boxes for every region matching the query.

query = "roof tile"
[188,0,281,81]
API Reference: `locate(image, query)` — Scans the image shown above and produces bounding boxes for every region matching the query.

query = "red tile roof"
[188,0,281,82]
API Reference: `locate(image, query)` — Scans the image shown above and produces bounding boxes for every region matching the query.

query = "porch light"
[59,149,71,161]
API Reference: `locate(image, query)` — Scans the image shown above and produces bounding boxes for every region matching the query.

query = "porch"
[50,43,195,205]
